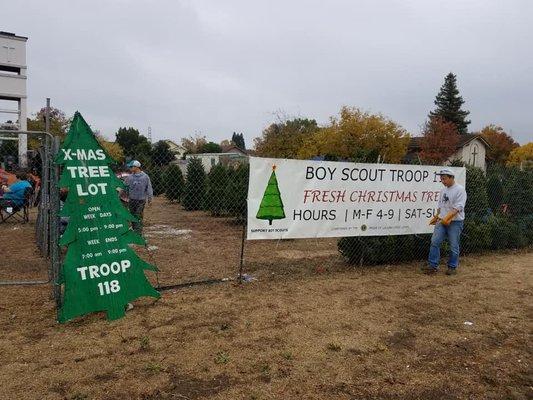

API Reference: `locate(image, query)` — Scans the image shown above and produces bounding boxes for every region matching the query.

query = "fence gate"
[0,129,61,307]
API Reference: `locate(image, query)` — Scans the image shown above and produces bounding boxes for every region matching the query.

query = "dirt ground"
[0,198,531,399]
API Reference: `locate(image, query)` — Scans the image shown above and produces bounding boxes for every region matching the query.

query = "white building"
[0,31,28,166]
[185,147,248,173]
[164,139,186,160]
[449,135,488,170]
[407,134,490,171]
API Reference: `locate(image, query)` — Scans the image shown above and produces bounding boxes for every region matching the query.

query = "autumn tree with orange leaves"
[419,117,460,164]
[480,125,519,164]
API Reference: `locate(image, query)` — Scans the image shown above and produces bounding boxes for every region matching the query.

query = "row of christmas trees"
[144,160,249,220]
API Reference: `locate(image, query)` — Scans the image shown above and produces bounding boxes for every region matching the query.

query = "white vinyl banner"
[247,157,466,240]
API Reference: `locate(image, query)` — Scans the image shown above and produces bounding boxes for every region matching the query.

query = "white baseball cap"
[437,168,455,176]
[130,160,141,168]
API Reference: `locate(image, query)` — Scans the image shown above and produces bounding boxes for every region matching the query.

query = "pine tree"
[225,163,249,222]
[115,127,150,158]
[205,164,228,216]
[429,73,471,135]
[146,166,164,196]
[163,164,185,202]
[505,168,533,222]
[151,140,175,166]
[464,165,489,221]
[231,132,246,150]
[486,173,504,212]
[256,165,285,225]
[182,157,206,210]
[460,166,492,253]
[56,112,159,322]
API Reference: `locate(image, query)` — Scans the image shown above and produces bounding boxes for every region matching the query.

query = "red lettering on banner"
[303,190,347,203]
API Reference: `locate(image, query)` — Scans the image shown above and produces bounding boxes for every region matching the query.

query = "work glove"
[429,215,439,225]
[440,212,455,226]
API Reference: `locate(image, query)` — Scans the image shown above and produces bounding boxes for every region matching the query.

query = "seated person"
[0,171,32,208]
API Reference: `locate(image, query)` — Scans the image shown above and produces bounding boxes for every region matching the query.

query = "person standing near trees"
[125,160,153,235]
[425,168,467,275]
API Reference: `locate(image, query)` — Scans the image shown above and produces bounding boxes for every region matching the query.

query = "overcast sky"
[3,0,532,144]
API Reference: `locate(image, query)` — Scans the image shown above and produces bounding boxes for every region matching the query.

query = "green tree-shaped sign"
[56,112,159,322]
[256,165,285,225]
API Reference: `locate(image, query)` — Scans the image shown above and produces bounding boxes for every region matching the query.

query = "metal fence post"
[50,136,62,309]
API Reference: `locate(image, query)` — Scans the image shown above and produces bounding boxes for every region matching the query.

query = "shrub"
[163,164,185,202]
[485,215,514,250]
[464,213,528,253]
[461,219,491,253]
[338,234,431,266]
[182,157,206,210]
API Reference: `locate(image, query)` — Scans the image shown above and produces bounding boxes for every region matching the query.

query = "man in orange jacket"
[426,168,467,275]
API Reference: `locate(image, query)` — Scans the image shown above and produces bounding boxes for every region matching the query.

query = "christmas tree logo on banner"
[55,112,159,322]
[256,165,286,225]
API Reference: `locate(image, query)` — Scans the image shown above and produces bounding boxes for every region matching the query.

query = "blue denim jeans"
[428,220,464,269]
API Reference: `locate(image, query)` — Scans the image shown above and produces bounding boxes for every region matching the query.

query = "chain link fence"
[2,130,532,293]
[339,164,533,266]
[0,130,61,294]
[120,148,532,286]
[1,129,532,294]
[119,151,249,287]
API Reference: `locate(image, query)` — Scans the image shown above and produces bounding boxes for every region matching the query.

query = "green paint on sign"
[256,165,285,225]
[55,112,159,322]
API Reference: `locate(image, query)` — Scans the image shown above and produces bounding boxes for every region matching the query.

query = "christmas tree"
[256,165,285,225]
[205,164,229,216]
[56,112,159,322]
[182,157,207,211]
[163,164,185,202]
[429,72,471,135]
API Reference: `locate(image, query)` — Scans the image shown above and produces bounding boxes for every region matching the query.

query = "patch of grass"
[69,394,88,400]
[220,322,230,331]
[327,342,342,352]
[259,362,272,383]
[214,351,229,365]
[260,363,271,375]
[144,363,163,373]
[281,351,293,360]
[139,336,150,351]
[347,347,363,356]
[377,343,389,352]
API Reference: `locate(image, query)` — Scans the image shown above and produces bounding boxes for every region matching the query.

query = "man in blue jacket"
[124,160,153,235]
